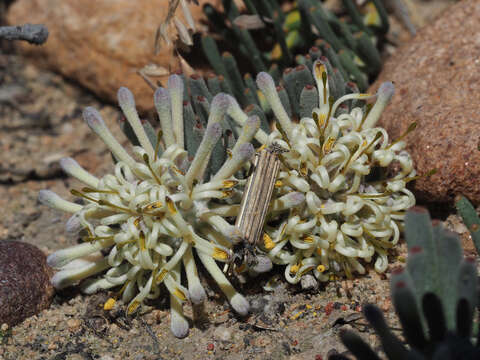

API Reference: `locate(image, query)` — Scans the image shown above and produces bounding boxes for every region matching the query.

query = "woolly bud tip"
[167,74,184,92]
[230,293,250,316]
[38,189,61,207]
[210,93,231,112]
[154,87,170,107]
[188,283,207,305]
[250,255,273,274]
[117,87,135,109]
[377,81,395,102]
[65,213,82,234]
[256,72,275,93]
[285,192,306,206]
[83,106,105,130]
[59,157,79,174]
[234,143,255,161]
[171,312,189,339]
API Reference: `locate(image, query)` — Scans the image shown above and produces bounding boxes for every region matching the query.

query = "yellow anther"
[103,298,116,311]
[133,217,141,227]
[275,180,283,187]
[357,93,372,99]
[300,163,308,176]
[127,300,140,314]
[156,268,168,283]
[314,63,326,82]
[221,190,233,199]
[144,201,163,211]
[212,247,229,261]
[323,137,336,154]
[222,180,238,188]
[173,288,187,302]
[316,248,323,256]
[317,264,326,273]
[227,149,233,158]
[290,264,299,274]
[165,197,177,214]
[317,113,326,128]
[263,233,275,250]
[306,304,313,310]
[139,231,146,251]
[303,236,314,243]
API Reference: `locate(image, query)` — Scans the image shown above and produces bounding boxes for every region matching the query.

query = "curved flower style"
[232,59,415,285]
[39,75,260,338]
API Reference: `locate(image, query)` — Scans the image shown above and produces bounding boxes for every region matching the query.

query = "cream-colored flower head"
[39,75,259,338]
[232,59,415,285]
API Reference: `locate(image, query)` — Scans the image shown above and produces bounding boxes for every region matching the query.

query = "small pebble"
[213,326,233,342]
[67,318,82,331]
[1,323,8,331]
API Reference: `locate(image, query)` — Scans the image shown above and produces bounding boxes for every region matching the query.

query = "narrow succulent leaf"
[455,195,480,256]
[338,49,368,91]
[355,31,382,76]
[299,84,318,119]
[188,74,213,103]
[222,52,247,104]
[276,85,293,118]
[434,224,462,329]
[339,330,382,360]
[363,304,409,360]
[456,258,478,322]
[422,293,447,344]
[207,73,222,96]
[392,282,427,350]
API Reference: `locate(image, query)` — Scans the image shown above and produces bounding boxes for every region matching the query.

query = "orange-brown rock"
[370,0,480,205]
[6,0,222,112]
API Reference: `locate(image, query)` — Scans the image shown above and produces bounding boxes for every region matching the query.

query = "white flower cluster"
[39,75,262,338]
[246,60,415,285]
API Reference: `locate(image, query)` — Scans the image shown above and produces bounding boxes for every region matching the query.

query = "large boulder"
[370,0,480,204]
